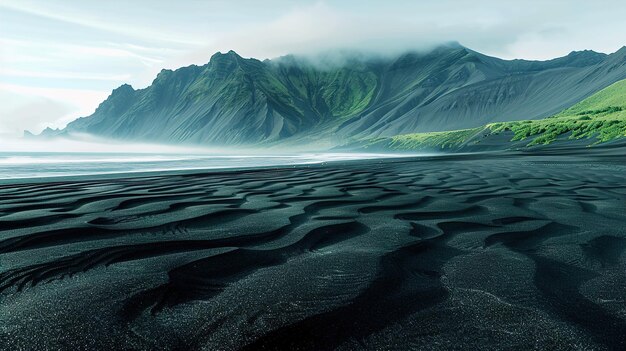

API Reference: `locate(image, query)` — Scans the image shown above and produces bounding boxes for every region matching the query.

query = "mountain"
[63,50,378,146]
[345,78,626,152]
[337,46,625,140]
[49,43,626,148]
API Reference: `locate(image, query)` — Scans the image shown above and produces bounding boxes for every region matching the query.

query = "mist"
[0,134,415,181]
[0,135,223,155]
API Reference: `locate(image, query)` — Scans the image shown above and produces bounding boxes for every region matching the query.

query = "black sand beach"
[1,151,625,350]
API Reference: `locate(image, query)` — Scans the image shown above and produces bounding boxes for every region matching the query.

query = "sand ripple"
[0,154,625,350]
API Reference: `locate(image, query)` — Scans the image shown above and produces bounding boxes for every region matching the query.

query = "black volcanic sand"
[1,152,625,350]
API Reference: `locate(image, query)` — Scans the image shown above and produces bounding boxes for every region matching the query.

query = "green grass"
[358,78,626,150]
[558,79,626,115]
[386,128,481,150]
[488,111,626,146]
[488,79,626,145]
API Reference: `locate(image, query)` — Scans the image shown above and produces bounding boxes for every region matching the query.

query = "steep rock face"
[59,44,626,146]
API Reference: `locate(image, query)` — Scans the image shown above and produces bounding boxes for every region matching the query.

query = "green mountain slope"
[46,44,626,147]
[350,79,626,151]
[560,78,626,115]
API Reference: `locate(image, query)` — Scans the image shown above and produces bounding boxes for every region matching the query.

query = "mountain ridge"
[41,43,626,148]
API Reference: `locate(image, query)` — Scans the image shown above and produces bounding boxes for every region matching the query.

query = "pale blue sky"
[1,0,625,136]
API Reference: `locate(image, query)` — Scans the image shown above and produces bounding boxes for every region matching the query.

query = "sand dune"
[0,151,625,350]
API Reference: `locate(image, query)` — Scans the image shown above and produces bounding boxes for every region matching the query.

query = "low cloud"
[174,0,626,67]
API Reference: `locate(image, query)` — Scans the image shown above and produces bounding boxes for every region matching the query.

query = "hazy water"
[0,152,399,180]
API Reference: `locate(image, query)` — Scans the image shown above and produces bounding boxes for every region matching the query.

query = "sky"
[1,0,625,137]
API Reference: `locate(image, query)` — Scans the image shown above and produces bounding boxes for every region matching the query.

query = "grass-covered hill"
[45,44,626,147]
[349,79,626,152]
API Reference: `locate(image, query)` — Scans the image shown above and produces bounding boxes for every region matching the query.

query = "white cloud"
[0,0,207,46]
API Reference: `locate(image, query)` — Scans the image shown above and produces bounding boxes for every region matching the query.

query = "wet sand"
[0,151,625,350]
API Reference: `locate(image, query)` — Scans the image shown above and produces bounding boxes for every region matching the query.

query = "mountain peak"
[423,41,470,57]
[441,40,465,49]
[156,68,173,79]
[560,49,607,66]
[38,127,64,138]
[613,46,626,57]
[210,50,242,61]
[567,49,602,56]
[427,41,467,53]
[112,83,134,93]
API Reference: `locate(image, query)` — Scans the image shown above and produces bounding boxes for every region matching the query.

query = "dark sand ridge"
[0,150,625,350]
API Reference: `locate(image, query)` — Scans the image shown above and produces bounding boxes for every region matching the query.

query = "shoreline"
[2,145,624,185]
[0,154,413,185]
